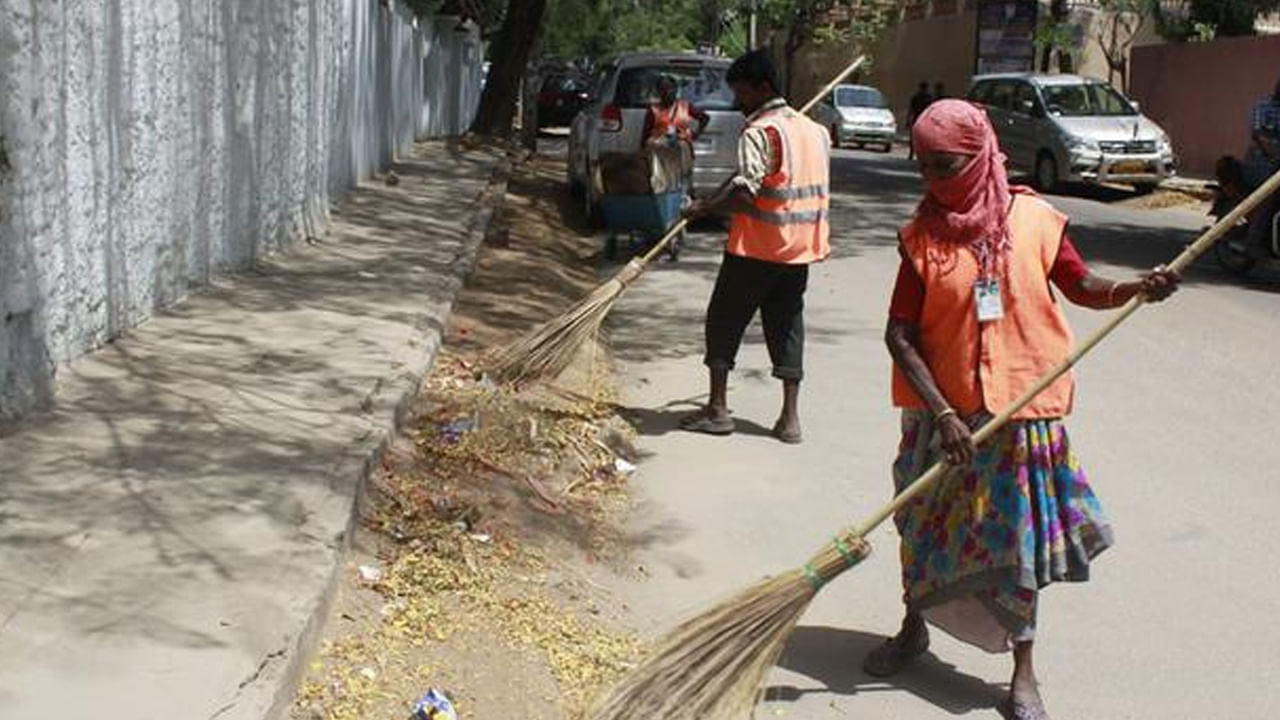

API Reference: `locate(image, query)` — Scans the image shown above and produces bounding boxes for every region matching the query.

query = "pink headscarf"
[911,99,1025,280]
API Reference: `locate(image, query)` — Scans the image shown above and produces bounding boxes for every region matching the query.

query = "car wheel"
[1035,152,1059,193]
[1133,182,1159,195]
[880,142,893,154]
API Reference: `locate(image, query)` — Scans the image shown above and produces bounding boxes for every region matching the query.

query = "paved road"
[588,145,1280,719]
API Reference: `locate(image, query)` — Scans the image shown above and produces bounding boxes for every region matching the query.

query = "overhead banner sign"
[975,0,1038,75]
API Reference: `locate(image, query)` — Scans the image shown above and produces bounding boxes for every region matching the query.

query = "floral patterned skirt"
[892,410,1113,653]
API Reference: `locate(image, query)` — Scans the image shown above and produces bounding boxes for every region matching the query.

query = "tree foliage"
[1155,0,1280,39]
[538,0,891,62]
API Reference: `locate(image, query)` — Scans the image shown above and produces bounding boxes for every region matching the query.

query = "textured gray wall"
[0,1,483,420]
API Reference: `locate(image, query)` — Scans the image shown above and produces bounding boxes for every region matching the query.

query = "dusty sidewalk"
[290,150,643,720]
[0,142,506,720]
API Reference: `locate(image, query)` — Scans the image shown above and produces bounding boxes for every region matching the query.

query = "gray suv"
[968,74,1176,193]
[568,52,743,218]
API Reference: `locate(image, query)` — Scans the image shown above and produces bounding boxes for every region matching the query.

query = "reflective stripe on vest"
[890,195,1077,420]
[727,107,832,265]
[757,183,830,201]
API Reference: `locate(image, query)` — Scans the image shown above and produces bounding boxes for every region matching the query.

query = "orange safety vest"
[727,106,831,265]
[649,100,696,143]
[891,194,1077,419]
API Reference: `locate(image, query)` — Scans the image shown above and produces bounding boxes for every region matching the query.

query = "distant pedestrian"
[1244,75,1280,252]
[680,50,831,445]
[906,82,934,160]
[932,82,948,102]
[864,100,1180,720]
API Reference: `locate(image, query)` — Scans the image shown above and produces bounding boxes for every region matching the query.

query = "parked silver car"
[809,84,897,152]
[968,74,1176,193]
[568,52,742,219]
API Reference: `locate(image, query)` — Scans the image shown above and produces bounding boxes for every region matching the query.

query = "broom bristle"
[589,536,871,720]
[487,259,645,383]
[588,570,814,720]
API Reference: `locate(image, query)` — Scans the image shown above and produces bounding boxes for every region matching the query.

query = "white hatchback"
[810,84,897,152]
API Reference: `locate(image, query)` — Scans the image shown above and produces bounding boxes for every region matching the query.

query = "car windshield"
[614,65,735,110]
[834,87,887,109]
[1040,82,1136,117]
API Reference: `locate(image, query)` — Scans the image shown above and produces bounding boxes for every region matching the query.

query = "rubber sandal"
[772,421,803,445]
[679,412,734,436]
[861,630,929,678]
[998,696,1051,720]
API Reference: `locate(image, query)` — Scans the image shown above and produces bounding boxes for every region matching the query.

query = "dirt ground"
[291,150,644,720]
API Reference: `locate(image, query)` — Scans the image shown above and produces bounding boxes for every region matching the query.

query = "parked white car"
[968,73,1177,193]
[810,84,897,152]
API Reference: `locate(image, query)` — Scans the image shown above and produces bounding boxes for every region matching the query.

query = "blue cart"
[600,189,686,262]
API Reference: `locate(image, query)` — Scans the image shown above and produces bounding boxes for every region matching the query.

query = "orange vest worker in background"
[680,50,830,445]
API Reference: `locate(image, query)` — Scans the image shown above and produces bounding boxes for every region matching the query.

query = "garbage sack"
[410,689,458,720]
[598,143,692,196]
[599,152,653,195]
[647,141,692,195]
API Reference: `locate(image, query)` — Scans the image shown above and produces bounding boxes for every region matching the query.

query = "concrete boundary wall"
[0,1,483,421]
[1131,35,1280,177]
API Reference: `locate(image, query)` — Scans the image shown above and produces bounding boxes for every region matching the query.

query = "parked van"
[967,74,1176,193]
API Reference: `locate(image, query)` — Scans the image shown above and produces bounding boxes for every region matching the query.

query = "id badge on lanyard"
[974,279,1004,323]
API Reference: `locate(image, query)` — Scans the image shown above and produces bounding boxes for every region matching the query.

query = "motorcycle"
[1210,155,1280,277]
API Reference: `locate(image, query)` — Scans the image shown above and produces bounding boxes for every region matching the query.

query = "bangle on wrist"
[933,407,957,425]
[1108,282,1121,307]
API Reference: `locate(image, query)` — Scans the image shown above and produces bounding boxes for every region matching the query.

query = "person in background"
[932,81,948,102]
[906,82,934,160]
[865,100,1179,720]
[644,74,710,200]
[679,50,831,445]
[1244,76,1280,253]
[644,75,710,150]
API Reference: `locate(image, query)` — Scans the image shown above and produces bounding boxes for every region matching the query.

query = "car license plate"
[1111,160,1148,175]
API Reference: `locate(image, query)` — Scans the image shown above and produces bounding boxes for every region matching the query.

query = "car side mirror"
[1130,100,1141,112]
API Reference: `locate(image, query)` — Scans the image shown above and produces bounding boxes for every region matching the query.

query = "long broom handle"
[847,166,1280,540]
[638,56,869,265]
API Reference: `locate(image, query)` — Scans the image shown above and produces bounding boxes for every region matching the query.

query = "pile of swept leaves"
[294,360,641,720]
[415,357,636,515]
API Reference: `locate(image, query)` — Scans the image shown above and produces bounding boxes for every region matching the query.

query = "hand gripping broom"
[588,169,1280,720]
[485,57,869,384]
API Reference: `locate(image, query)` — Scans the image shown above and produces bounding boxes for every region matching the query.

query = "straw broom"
[589,168,1280,720]
[486,56,870,384]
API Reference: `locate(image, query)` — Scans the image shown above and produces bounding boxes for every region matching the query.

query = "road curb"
[260,151,512,720]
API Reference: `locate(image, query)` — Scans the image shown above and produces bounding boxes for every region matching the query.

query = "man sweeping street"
[679,50,831,445]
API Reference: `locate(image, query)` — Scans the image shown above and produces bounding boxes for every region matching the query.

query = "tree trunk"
[1040,0,1069,72]
[469,0,548,137]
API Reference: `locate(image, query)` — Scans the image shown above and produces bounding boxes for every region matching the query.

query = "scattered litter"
[613,457,637,475]
[410,689,458,720]
[468,533,492,544]
[358,564,383,584]
[437,418,476,444]
[359,667,378,681]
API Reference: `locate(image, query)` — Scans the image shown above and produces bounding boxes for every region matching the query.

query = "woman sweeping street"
[865,100,1180,719]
